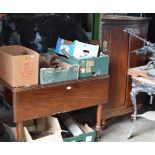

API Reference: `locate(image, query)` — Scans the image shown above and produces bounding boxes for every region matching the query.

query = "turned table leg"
[16,122,24,142]
[96,104,103,141]
[101,117,107,129]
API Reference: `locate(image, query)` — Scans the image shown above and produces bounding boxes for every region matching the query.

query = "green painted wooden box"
[40,54,79,85]
[48,48,109,78]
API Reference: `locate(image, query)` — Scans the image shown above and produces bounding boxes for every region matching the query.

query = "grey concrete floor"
[1,102,155,142]
[100,115,155,142]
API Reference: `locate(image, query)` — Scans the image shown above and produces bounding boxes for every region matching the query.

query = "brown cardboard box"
[0,45,39,87]
[4,116,63,142]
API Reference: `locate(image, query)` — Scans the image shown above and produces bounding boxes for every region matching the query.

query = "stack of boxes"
[0,39,109,87]
[43,37,109,84]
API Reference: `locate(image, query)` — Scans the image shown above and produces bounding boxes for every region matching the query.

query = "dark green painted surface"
[92,13,100,40]
[63,129,96,142]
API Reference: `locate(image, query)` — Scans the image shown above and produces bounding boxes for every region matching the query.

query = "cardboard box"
[63,124,96,142]
[4,116,63,142]
[55,37,75,56]
[39,53,79,85]
[0,45,39,87]
[67,54,109,78]
[4,115,95,142]
[59,114,96,142]
[55,37,99,58]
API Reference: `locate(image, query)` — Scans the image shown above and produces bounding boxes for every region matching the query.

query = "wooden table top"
[0,75,109,122]
[0,75,109,93]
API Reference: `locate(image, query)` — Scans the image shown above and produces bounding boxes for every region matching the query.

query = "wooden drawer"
[13,76,109,122]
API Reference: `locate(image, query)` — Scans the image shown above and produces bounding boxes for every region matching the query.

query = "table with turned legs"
[0,75,109,141]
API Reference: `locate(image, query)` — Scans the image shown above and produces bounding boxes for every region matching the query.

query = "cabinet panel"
[101,15,150,119]
[102,26,128,109]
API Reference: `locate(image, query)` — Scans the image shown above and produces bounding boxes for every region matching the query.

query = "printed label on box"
[80,68,85,73]
[86,60,94,67]
[86,67,91,73]
[20,57,34,79]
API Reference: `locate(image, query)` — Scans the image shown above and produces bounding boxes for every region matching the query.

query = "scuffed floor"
[100,115,155,142]
[1,104,155,142]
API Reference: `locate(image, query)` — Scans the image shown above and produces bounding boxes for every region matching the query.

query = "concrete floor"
[100,115,155,142]
[1,102,155,142]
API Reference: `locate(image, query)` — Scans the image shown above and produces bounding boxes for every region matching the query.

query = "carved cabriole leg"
[131,88,138,119]
[128,82,145,138]
[16,122,24,142]
[128,88,137,138]
[128,84,139,138]
[128,77,155,139]
[96,104,103,141]
[129,112,133,122]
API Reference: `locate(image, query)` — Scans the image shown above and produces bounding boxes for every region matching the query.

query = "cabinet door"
[101,24,129,111]
[126,24,149,107]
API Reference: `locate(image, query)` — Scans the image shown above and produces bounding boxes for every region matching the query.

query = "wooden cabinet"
[100,15,151,124]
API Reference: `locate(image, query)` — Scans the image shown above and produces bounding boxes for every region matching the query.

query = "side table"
[128,76,155,138]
